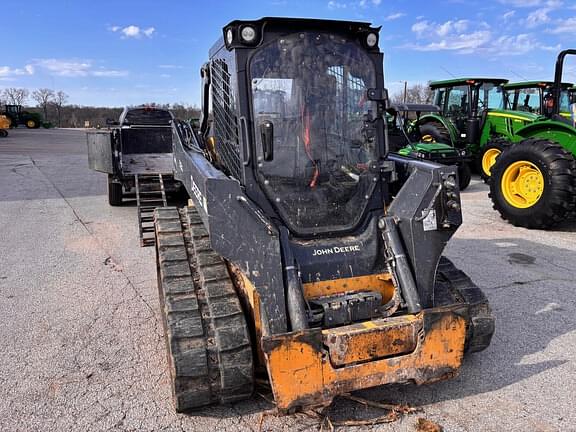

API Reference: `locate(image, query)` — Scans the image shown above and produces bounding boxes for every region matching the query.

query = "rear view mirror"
[260,121,274,161]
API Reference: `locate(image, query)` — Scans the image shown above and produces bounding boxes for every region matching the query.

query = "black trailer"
[87,106,182,246]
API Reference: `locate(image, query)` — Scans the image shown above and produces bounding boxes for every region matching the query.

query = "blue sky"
[3,0,576,107]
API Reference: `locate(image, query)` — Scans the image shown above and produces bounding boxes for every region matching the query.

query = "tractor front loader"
[154,18,495,413]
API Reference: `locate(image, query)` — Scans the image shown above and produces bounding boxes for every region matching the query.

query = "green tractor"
[2,104,43,129]
[387,103,471,189]
[489,50,576,229]
[415,78,545,181]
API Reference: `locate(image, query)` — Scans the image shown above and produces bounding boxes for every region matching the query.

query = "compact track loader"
[154,18,495,413]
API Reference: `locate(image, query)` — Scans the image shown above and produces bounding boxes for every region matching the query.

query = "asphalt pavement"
[0,128,574,432]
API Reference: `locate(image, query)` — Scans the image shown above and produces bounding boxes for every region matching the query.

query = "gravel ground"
[0,128,574,432]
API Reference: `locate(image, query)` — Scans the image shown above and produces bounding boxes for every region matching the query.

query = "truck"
[87,105,182,246]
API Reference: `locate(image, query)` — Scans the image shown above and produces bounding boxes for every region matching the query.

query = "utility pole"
[403,81,407,103]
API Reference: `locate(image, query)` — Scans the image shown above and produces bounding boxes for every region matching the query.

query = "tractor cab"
[430,78,508,145]
[503,81,573,115]
[4,105,22,114]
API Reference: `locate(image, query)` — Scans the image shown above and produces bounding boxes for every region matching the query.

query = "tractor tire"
[155,206,254,411]
[478,137,511,183]
[489,138,576,229]
[107,175,123,206]
[25,119,38,129]
[0,129,7,138]
[435,256,495,354]
[418,122,452,145]
[457,163,472,191]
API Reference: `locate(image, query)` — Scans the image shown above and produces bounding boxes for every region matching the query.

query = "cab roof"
[504,81,574,89]
[429,78,509,89]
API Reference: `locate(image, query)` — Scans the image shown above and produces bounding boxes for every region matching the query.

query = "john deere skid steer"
[154,18,494,412]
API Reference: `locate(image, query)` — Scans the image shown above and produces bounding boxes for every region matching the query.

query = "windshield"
[445,85,468,118]
[508,88,541,113]
[250,32,378,234]
[560,89,571,113]
[123,108,172,126]
[480,83,504,110]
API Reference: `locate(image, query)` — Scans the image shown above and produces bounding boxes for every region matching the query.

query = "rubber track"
[435,257,495,354]
[155,206,253,411]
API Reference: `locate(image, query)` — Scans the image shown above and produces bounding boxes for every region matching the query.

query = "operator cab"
[503,81,573,115]
[4,105,21,114]
[204,18,387,237]
[431,78,508,142]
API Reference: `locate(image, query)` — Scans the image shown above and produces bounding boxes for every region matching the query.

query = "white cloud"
[411,20,431,36]
[498,0,548,6]
[525,8,552,27]
[92,69,129,77]
[110,25,156,39]
[358,0,380,7]
[33,59,91,77]
[328,0,347,8]
[408,31,492,53]
[548,16,576,33]
[384,12,406,21]
[488,34,560,55]
[502,10,516,20]
[0,64,35,81]
[122,25,140,37]
[158,64,183,69]
[33,59,128,78]
[143,27,155,37]
[411,19,470,38]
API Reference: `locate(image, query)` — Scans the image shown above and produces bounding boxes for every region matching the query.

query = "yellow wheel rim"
[27,120,35,128]
[421,134,435,143]
[501,160,544,208]
[481,148,501,177]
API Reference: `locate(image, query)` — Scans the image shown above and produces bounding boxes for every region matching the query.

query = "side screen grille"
[211,59,242,180]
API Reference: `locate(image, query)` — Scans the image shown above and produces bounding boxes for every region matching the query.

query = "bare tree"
[391,83,433,105]
[52,91,68,127]
[32,88,55,122]
[2,88,29,106]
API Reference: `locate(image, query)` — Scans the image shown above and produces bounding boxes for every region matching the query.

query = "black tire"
[155,207,254,411]
[457,163,472,191]
[0,129,7,138]
[489,138,576,229]
[418,122,452,145]
[107,175,123,206]
[478,137,511,183]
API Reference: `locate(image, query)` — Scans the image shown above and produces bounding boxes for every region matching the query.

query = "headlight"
[226,28,234,45]
[366,32,378,48]
[241,26,257,43]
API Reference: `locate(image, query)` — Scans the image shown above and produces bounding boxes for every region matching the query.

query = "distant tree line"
[390,82,434,105]
[1,87,200,128]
